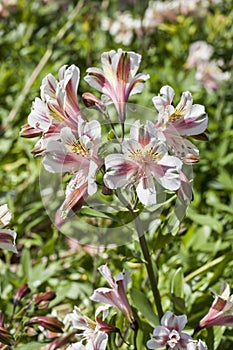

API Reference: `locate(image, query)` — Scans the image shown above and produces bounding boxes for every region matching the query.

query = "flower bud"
[20,123,42,138]
[82,92,106,110]
[24,316,64,333]
[13,283,30,307]
[0,326,15,346]
[34,291,56,310]
[47,331,77,350]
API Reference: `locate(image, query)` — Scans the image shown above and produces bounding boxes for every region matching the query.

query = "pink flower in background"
[185,41,214,69]
[198,281,233,329]
[43,120,103,218]
[90,265,136,325]
[104,120,182,206]
[0,204,17,253]
[185,41,230,90]
[147,311,192,349]
[153,86,208,163]
[85,49,149,123]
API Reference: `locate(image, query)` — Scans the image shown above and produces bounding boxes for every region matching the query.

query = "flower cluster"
[101,0,221,45]
[21,48,208,222]
[66,265,136,349]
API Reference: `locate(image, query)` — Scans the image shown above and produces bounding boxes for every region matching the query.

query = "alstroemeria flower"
[0,204,17,253]
[66,305,117,350]
[90,264,136,325]
[21,65,84,155]
[197,281,233,330]
[104,120,182,206]
[147,311,192,350]
[187,340,208,350]
[85,48,149,123]
[152,86,208,163]
[43,120,103,218]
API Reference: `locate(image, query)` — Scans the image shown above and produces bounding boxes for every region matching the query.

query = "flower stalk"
[134,214,164,321]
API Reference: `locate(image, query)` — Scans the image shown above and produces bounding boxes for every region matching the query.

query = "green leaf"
[130,288,158,327]
[187,207,223,233]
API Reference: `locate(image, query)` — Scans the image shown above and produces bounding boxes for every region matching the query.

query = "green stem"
[134,215,164,321]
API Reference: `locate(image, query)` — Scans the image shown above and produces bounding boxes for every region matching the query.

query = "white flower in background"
[185,41,230,90]
[101,12,141,46]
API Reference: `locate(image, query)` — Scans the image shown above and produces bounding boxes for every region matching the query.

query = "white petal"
[0,204,11,227]
[98,265,115,288]
[136,179,157,206]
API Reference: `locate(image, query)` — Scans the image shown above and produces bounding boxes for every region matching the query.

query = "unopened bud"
[13,283,30,307]
[0,326,15,346]
[182,153,199,164]
[24,316,64,333]
[47,331,77,350]
[20,123,42,138]
[34,291,56,310]
[26,327,38,337]
[82,92,106,110]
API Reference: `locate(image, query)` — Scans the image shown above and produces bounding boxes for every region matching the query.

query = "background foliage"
[0,0,232,349]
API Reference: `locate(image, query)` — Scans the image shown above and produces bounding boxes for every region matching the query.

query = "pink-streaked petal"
[93,331,108,350]
[104,155,137,189]
[90,288,115,306]
[61,180,88,218]
[56,82,66,110]
[68,306,90,331]
[44,140,89,173]
[0,229,17,253]
[28,97,50,131]
[147,338,164,349]
[85,68,107,92]
[122,139,143,154]
[60,126,77,147]
[164,312,187,332]
[115,271,130,293]
[98,265,115,288]
[128,72,150,96]
[175,91,193,115]
[41,73,57,101]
